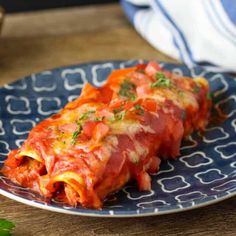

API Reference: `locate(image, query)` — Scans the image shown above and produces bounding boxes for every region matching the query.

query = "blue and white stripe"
[121,0,236,72]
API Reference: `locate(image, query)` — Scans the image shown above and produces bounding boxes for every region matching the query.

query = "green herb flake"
[134,104,144,115]
[120,79,135,91]
[113,107,123,114]
[130,93,137,101]
[94,116,104,122]
[116,111,126,121]
[151,72,172,88]
[79,110,95,121]
[193,84,200,94]
[71,123,82,145]
[156,72,166,79]
[134,104,142,110]
[109,116,116,123]
[110,110,127,122]
[0,219,15,236]
[118,79,136,100]
[207,92,214,100]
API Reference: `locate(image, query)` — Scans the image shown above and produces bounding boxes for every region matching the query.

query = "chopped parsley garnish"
[110,110,126,122]
[151,72,172,88]
[109,116,116,122]
[79,110,95,121]
[134,104,144,115]
[193,84,200,94]
[118,79,136,100]
[116,110,126,121]
[134,104,142,110]
[113,107,123,114]
[95,116,104,121]
[130,94,137,101]
[0,219,15,236]
[207,92,213,100]
[71,123,82,145]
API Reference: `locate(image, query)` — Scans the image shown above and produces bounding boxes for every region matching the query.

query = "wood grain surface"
[0,3,235,236]
[0,3,176,86]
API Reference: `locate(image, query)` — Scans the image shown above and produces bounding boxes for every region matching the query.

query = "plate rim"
[0,187,235,217]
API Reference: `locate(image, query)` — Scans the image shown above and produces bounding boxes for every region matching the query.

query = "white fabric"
[122,0,236,72]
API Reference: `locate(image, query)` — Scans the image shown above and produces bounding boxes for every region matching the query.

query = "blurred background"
[0,0,167,86]
[0,0,118,12]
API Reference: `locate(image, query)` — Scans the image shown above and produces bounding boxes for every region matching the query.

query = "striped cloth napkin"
[121,0,236,72]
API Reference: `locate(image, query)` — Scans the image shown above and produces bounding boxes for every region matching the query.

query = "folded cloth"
[121,0,236,72]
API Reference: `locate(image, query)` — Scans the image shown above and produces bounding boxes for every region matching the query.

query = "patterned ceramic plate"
[0,60,236,217]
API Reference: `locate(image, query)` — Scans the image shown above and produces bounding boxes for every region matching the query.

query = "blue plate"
[0,60,236,217]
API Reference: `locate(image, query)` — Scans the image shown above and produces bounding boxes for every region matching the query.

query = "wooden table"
[0,3,235,236]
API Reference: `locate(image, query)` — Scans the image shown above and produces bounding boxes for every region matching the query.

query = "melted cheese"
[127,139,149,164]
[110,120,155,136]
